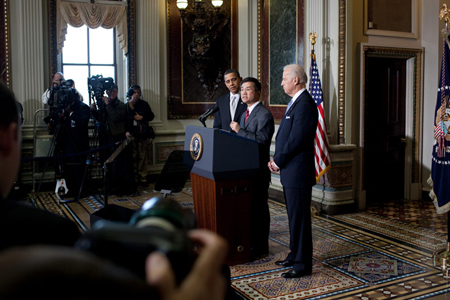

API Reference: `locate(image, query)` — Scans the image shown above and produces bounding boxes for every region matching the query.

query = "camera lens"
[129,196,196,231]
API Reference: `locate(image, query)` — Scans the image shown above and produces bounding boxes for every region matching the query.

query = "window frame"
[60,25,119,104]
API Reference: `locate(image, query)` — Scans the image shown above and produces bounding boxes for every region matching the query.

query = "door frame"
[359,44,424,207]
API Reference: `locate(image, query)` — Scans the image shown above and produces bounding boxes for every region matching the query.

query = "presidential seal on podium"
[190,133,203,160]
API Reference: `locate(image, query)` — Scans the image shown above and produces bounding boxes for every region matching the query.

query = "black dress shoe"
[275,260,294,267]
[281,269,311,279]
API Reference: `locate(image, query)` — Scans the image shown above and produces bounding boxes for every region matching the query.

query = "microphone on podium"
[198,106,219,127]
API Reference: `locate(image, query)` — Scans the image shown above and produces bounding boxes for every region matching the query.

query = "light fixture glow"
[211,0,223,8]
[177,0,188,10]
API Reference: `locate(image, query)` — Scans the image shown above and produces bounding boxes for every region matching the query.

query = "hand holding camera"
[102,96,110,105]
[75,196,230,292]
[146,229,228,300]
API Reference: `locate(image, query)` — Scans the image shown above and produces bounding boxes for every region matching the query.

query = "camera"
[52,80,80,108]
[44,79,80,134]
[75,196,197,283]
[88,75,115,109]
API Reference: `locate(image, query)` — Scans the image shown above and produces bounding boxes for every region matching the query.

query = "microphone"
[198,106,219,127]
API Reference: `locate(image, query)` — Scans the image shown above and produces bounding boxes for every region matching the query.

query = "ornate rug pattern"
[30,188,450,299]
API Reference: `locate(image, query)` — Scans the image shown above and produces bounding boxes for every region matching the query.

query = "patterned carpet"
[29,185,450,299]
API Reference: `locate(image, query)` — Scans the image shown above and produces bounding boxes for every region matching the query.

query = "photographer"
[91,84,136,196]
[44,79,90,197]
[0,230,228,300]
[42,72,64,105]
[62,86,90,197]
[126,85,155,187]
[0,81,231,300]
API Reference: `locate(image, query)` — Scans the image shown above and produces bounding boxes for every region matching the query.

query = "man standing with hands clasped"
[213,69,247,132]
[230,77,274,259]
[268,64,318,278]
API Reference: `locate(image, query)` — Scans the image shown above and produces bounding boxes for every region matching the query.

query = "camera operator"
[126,85,155,187]
[91,84,136,196]
[42,72,64,105]
[62,86,90,197]
[44,79,90,197]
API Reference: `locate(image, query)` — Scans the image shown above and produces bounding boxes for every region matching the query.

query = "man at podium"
[230,77,274,259]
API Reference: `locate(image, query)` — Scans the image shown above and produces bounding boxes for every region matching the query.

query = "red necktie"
[244,108,249,124]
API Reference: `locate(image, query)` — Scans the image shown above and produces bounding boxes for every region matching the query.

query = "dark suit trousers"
[284,187,313,273]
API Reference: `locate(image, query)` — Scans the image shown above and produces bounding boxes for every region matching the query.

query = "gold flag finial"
[440,4,450,24]
[309,31,318,60]
[440,4,450,39]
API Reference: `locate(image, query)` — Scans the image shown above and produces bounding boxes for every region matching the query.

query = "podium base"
[191,173,252,265]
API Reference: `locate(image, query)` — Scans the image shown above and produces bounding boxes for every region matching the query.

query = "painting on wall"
[167,0,238,119]
[260,0,305,121]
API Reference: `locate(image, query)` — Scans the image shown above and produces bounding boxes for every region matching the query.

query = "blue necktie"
[286,98,294,114]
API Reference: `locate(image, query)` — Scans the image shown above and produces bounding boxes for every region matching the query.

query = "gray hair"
[283,64,307,84]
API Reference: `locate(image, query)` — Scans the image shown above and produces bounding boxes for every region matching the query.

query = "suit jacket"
[274,90,318,188]
[213,93,247,132]
[237,102,275,177]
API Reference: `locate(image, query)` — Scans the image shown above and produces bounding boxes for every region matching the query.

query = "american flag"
[429,40,450,214]
[309,54,331,181]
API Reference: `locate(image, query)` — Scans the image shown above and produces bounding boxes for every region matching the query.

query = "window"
[62,24,116,104]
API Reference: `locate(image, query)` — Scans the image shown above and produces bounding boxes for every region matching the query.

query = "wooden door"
[364,57,406,204]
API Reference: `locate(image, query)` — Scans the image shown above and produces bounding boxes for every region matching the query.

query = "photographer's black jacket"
[126,98,155,138]
[63,101,90,154]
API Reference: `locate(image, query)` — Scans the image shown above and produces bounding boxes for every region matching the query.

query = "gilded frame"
[364,0,418,39]
[360,45,423,183]
[258,0,346,144]
[259,0,305,121]
[166,0,238,120]
[0,0,10,87]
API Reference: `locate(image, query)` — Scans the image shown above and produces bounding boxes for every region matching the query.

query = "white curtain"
[56,0,128,55]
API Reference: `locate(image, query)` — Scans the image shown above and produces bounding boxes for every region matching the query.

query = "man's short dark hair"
[224,69,240,79]
[130,84,141,90]
[240,77,261,92]
[0,81,19,128]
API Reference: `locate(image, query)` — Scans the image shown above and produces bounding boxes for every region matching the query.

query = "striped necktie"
[244,108,249,124]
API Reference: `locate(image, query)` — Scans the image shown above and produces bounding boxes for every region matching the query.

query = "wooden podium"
[184,126,259,265]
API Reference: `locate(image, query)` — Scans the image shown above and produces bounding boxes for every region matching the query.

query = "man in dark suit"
[268,64,318,278]
[213,69,247,132]
[230,77,275,259]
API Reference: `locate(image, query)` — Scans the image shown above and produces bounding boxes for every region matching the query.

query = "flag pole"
[309,31,323,213]
[309,31,317,61]
[433,4,450,276]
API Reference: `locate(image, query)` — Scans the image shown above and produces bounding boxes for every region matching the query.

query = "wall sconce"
[176,0,229,100]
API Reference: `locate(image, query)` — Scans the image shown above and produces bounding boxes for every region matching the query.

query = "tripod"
[35,105,91,203]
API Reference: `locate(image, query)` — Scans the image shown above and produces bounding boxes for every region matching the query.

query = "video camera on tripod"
[44,79,81,134]
[88,75,115,110]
